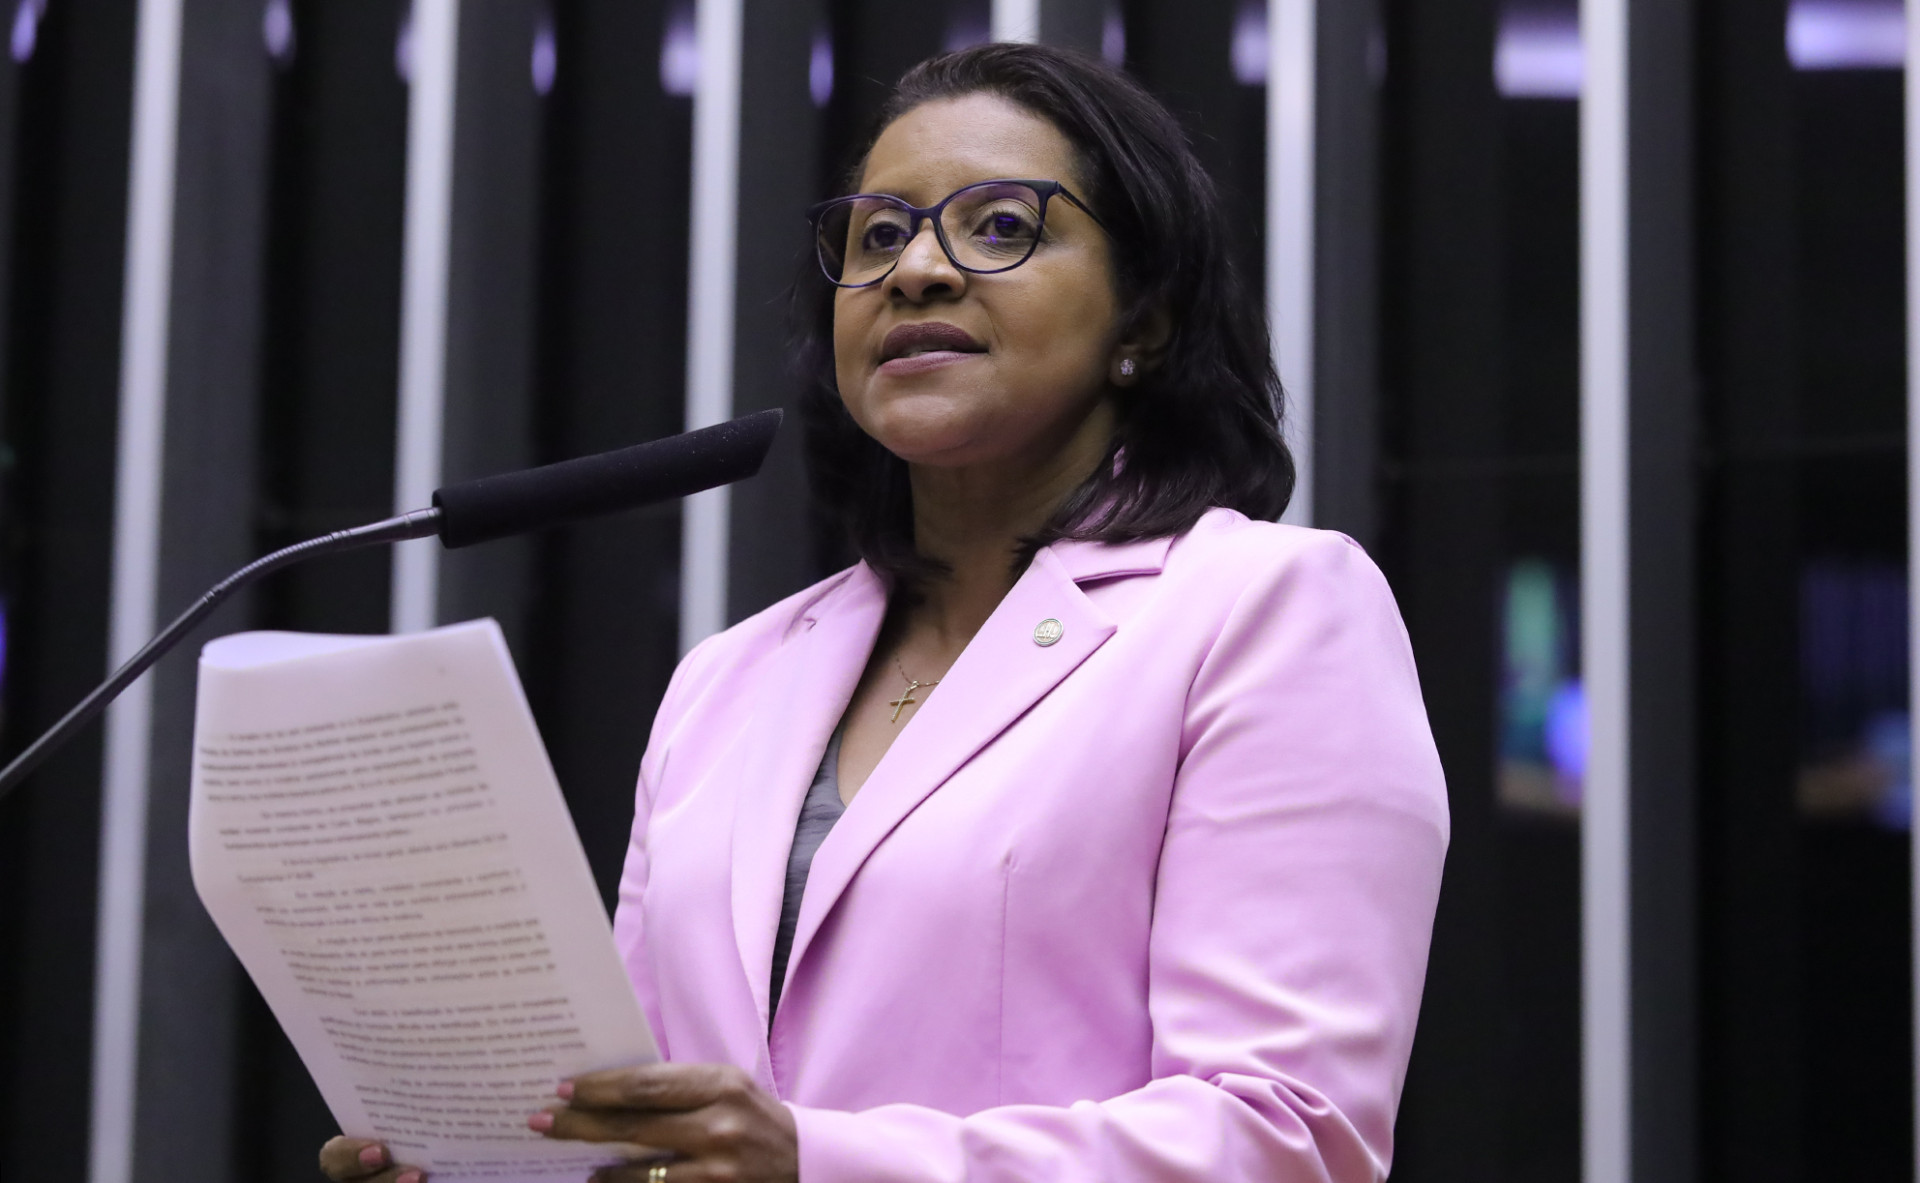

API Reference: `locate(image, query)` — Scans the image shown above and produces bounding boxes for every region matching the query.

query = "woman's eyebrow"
[855,176,1024,202]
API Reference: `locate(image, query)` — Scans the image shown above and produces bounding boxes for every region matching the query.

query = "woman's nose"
[887,222,963,300]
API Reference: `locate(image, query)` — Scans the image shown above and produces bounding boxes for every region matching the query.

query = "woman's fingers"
[534,1103,718,1152]
[317,1137,385,1179]
[536,1062,796,1181]
[565,1062,754,1113]
[316,1136,426,1183]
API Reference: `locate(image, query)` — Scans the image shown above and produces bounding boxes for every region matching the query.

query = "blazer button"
[1033,618,1064,646]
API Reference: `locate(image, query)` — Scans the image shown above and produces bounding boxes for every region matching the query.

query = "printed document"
[188,620,658,1182]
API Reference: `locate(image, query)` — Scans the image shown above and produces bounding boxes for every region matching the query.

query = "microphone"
[436,406,780,548]
[0,408,781,802]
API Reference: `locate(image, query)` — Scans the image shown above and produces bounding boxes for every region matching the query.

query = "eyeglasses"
[807,179,1107,289]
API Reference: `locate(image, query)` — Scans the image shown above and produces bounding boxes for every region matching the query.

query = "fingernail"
[358,1145,388,1169]
[555,1080,574,1100]
[396,1172,423,1183]
[528,1111,554,1132]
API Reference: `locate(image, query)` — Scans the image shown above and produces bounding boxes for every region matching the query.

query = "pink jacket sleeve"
[786,533,1450,1182]
[613,630,732,1060]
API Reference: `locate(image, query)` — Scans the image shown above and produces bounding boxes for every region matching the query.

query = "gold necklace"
[886,654,940,723]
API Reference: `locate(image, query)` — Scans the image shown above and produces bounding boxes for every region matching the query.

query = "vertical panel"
[253,0,408,639]
[1383,0,1590,1175]
[1624,1,1697,1176]
[1583,0,1701,1177]
[392,0,461,632]
[1376,0,1541,1176]
[1270,0,1314,525]
[0,4,139,1179]
[1308,0,1380,544]
[437,0,543,643]
[727,0,825,619]
[681,0,741,648]
[993,0,1039,42]
[1700,3,1906,1177]
[821,0,958,191]
[523,0,692,904]
[236,3,490,1169]
[1580,0,1630,1179]
[90,1,183,1178]
[1037,0,1104,52]
[131,2,277,1178]
[1908,0,1920,1172]
[1694,5,1801,1173]
[1123,0,1265,297]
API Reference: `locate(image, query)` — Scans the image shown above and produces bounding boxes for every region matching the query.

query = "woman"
[324,42,1446,1183]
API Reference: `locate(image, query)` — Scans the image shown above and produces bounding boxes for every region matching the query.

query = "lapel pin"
[1033,618,1064,647]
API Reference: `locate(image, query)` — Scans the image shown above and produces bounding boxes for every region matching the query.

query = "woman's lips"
[876,350,984,376]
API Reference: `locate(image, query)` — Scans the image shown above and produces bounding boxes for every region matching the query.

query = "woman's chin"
[874,432,987,467]
[856,403,995,465]
[856,394,1106,472]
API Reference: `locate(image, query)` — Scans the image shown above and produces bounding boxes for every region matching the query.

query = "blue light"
[1545,680,1587,791]
[1498,557,1583,812]
[1864,710,1912,830]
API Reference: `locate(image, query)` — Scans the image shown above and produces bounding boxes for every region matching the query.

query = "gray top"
[770,725,847,1017]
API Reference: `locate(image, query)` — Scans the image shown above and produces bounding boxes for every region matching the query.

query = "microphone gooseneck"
[433,408,782,548]
[0,409,782,804]
[0,510,445,803]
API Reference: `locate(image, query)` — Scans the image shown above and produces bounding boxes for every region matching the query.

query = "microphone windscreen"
[432,408,782,549]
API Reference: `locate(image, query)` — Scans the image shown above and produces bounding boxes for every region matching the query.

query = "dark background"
[0,1,1909,1180]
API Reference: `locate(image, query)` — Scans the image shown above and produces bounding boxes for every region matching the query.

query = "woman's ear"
[1110,304,1174,387]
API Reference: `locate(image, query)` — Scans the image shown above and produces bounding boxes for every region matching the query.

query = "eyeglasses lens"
[816,182,1046,285]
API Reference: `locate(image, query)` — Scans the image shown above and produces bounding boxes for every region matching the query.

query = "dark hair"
[798,42,1293,588]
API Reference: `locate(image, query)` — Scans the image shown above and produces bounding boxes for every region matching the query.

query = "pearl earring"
[1119,358,1136,378]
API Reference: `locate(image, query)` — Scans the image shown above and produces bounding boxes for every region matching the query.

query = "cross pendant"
[888,681,923,723]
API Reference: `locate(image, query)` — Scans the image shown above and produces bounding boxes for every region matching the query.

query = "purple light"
[262,0,295,66]
[809,29,833,108]
[1495,9,1582,99]
[944,14,990,53]
[10,0,41,65]
[1102,6,1125,65]
[531,13,557,96]
[660,6,697,97]
[1787,0,1905,70]
[1232,1,1267,85]
[395,6,413,83]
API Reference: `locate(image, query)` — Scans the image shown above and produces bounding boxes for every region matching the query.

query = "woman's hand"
[317,1136,425,1183]
[530,1062,798,1183]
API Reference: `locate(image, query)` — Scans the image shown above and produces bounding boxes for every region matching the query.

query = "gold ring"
[647,1163,669,1183]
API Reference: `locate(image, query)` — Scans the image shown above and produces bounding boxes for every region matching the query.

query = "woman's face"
[832,93,1125,473]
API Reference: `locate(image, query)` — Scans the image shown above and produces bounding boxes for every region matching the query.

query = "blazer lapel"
[779,545,1120,997]
[727,567,886,1031]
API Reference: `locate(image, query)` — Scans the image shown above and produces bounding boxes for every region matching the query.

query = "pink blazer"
[613,508,1449,1182]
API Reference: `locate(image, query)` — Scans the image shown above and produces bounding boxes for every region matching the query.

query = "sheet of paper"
[188,619,659,1182]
